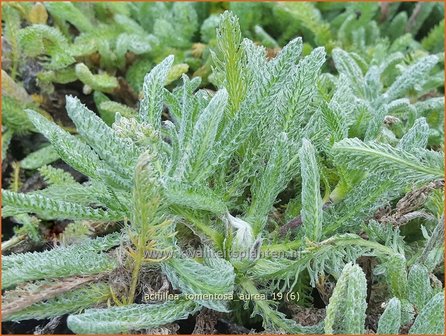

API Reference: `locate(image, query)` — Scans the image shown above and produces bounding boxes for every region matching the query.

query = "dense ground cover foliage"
[1,2,445,335]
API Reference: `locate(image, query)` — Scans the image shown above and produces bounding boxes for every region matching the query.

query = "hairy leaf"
[162,254,235,312]
[299,138,323,241]
[324,263,367,334]
[67,299,198,334]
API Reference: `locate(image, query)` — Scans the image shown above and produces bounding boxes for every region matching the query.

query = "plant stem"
[262,234,396,257]
[127,235,145,304]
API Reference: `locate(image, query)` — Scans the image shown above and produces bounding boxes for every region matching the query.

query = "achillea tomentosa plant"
[2,11,445,334]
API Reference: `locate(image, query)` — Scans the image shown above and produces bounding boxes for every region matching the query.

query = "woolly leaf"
[415,97,445,115]
[139,55,174,128]
[280,47,326,135]
[38,165,76,186]
[153,2,198,49]
[248,133,289,231]
[20,145,59,170]
[18,25,75,70]
[240,279,323,334]
[67,299,198,334]
[377,297,401,334]
[99,101,136,119]
[299,138,323,241]
[25,109,124,183]
[324,263,367,334]
[163,254,235,312]
[45,2,93,32]
[320,101,349,144]
[212,11,247,115]
[422,19,444,53]
[398,117,429,151]
[2,129,13,160]
[408,263,433,311]
[276,2,332,46]
[2,233,120,289]
[75,63,119,93]
[332,48,365,97]
[384,55,438,102]
[385,254,408,300]
[4,282,111,322]
[333,138,444,184]
[1,190,125,221]
[181,89,228,181]
[66,96,138,178]
[409,292,444,334]
[324,177,399,235]
[166,182,227,215]
[2,96,35,133]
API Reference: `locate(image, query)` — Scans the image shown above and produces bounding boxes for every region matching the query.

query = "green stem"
[127,235,145,304]
[262,234,396,257]
[313,234,395,256]
[262,239,303,253]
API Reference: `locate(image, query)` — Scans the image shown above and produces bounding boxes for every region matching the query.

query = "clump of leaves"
[2,9,444,335]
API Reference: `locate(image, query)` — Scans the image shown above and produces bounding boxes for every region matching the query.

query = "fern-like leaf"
[2,190,125,221]
[408,263,433,311]
[384,55,438,102]
[66,96,138,178]
[385,254,408,300]
[25,109,108,180]
[324,263,367,334]
[2,233,120,289]
[74,63,119,93]
[299,138,323,242]
[138,55,174,129]
[377,297,401,334]
[397,117,429,151]
[4,282,111,322]
[162,253,235,312]
[409,292,444,334]
[333,138,444,184]
[67,299,198,334]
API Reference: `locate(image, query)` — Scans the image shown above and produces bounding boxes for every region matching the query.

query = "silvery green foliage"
[331,48,442,142]
[20,145,60,170]
[4,283,110,322]
[299,138,323,242]
[139,55,174,129]
[385,254,409,300]
[377,298,401,334]
[2,233,120,289]
[418,217,445,272]
[408,263,434,311]
[409,292,444,334]
[397,117,429,151]
[67,299,199,334]
[324,263,367,334]
[2,9,444,334]
[1,189,124,221]
[66,96,139,177]
[333,138,443,184]
[250,233,383,292]
[162,250,235,312]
